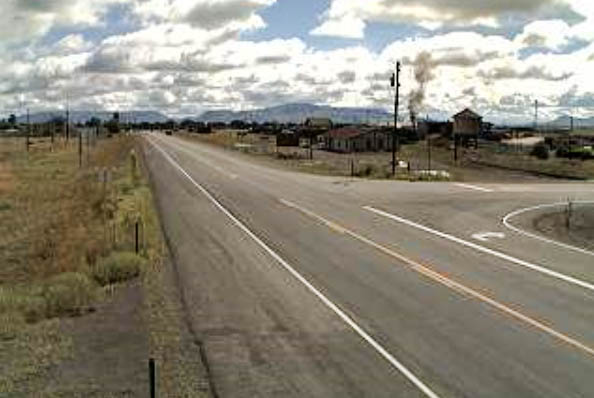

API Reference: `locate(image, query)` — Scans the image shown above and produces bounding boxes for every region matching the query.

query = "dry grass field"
[0,135,205,396]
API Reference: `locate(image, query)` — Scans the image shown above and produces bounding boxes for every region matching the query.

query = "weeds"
[0,135,153,394]
[92,251,146,286]
[0,272,98,322]
[42,272,98,318]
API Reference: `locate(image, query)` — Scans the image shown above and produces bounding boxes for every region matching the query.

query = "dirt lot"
[178,130,581,183]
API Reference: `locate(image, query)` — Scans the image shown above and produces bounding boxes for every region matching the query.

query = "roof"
[326,127,365,139]
[453,108,482,120]
[305,117,332,127]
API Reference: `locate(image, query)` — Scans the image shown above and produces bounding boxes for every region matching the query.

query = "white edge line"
[502,202,594,257]
[455,183,493,193]
[364,206,594,293]
[146,137,441,398]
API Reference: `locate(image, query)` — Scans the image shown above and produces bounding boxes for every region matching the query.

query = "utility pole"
[26,108,30,152]
[66,103,70,142]
[86,126,90,163]
[428,133,432,174]
[79,123,82,167]
[390,61,401,177]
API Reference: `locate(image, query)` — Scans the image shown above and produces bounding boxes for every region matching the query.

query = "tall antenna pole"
[66,98,70,142]
[390,61,401,177]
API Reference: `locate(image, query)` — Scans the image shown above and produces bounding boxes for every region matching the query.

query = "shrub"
[355,164,377,177]
[42,272,98,318]
[0,273,97,321]
[530,143,549,160]
[0,286,46,322]
[556,145,570,158]
[0,312,26,340]
[92,251,146,286]
[0,201,11,211]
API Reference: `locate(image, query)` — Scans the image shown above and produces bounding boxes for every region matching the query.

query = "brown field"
[0,134,206,396]
[178,130,594,182]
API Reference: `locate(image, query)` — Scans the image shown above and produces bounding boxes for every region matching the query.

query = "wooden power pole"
[391,61,401,177]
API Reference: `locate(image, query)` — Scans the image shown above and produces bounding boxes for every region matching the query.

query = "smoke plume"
[409,51,435,127]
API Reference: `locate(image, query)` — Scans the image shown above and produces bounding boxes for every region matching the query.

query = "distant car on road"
[165,130,172,136]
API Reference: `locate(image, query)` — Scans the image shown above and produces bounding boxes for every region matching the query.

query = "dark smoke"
[409,51,435,127]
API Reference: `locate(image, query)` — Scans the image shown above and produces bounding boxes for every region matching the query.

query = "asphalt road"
[142,132,594,398]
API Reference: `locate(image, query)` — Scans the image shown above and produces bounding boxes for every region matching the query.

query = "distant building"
[417,120,453,139]
[322,127,392,153]
[452,108,483,148]
[304,118,333,130]
[452,108,482,136]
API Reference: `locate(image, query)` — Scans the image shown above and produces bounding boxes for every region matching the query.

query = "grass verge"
[0,135,158,395]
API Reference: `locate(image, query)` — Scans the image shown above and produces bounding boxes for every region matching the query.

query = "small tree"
[531,142,549,160]
[105,119,120,135]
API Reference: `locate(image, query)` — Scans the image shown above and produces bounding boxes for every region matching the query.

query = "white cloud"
[515,20,575,50]
[310,14,365,39]
[1,0,593,123]
[311,0,562,34]
[52,34,93,55]
[132,0,275,27]
[0,0,125,44]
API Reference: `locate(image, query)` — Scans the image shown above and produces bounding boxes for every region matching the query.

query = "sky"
[1,0,594,124]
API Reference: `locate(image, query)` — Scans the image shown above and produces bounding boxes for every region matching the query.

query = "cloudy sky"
[1,0,593,123]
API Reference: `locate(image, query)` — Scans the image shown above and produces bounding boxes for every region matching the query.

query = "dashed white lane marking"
[502,201,594,257]
[472,232,506,242]
[151,133,239,179]
[364,206,594,293]
[455,183,494,192]
[147,137,441,398]
[280,199,594,357]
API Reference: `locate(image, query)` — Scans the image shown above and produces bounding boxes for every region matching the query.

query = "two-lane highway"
[143,133,594,397]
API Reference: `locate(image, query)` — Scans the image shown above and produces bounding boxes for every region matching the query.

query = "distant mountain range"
[15,111,169,124]
[13,103,392,125]
[197,103,393,124]
[12,104,594,128]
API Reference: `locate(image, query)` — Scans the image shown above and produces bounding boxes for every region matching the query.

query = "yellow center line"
[279,198,594,358]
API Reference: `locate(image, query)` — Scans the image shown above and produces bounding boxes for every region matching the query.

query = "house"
[322,127,392,153]
[452,108,482,136]
[277,129,299,147]
[452,108,482,147]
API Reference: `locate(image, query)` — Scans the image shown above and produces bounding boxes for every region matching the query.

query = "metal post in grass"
[135,220,139,254]
[26,108,30,152]
[79,127,83,168]
[149,358,156,398]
